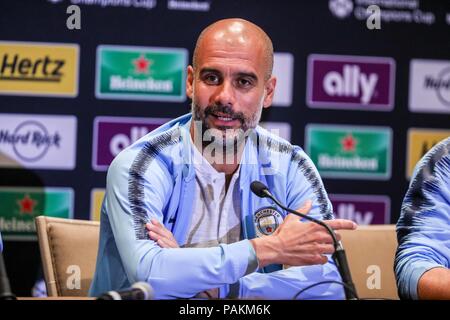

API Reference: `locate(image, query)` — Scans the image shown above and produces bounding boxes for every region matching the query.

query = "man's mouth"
[210,112,238,123]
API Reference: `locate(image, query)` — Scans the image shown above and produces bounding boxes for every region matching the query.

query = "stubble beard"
[190,100,263,155]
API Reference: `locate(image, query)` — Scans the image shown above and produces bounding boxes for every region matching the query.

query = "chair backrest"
[339,224,399,300]
[35,216,100,297]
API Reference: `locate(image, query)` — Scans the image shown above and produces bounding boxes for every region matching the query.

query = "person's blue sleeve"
[230,148,344,300]
[0,231,3,252]
[395,149,450,300]
[105,150,257,299]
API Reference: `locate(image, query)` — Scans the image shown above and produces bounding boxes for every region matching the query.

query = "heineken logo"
[96,45,187,101]
[0,187,73,240]
[306,124,392,180]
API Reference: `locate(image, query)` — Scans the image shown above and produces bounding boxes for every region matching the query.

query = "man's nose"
[213,80,235,107]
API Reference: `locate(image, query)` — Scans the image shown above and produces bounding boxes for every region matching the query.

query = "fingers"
[148,230,179,248]
[317,243,335,255]
[146,220,180,248]
[308,254,329,265]
[301,243,335,255]
[293,201,357,232]
[313,230,337,244]
[146,219,172,239]
[325,219,358,231]
[147,219,172,237]
[157,238,170,249]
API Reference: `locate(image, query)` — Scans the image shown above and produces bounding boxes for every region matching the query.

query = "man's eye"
[237,78,253,88]
[204,74,219,84]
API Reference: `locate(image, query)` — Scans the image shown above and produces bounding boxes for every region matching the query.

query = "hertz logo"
[0,41,79,97]
[1,54,65,82]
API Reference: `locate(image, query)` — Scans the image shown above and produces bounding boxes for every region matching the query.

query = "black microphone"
[97,282,154,300]
[250,180,358,300]
[0,252,16,300]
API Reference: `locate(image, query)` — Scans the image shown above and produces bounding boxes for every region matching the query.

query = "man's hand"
[146,219,179,248]
[250,200,357,268]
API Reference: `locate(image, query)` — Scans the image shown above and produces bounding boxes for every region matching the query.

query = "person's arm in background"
[395,139,450,300]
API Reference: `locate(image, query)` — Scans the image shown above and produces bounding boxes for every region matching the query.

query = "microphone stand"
[261,189,358,300]
[0,252,16,300]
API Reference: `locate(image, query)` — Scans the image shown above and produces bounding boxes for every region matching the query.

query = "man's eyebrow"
[198,68,258,82]
[236,72,258,81]
[199,68,221,75]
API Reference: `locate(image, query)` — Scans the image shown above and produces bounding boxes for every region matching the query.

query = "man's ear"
[186,65,194,99]
[263,76,277,108]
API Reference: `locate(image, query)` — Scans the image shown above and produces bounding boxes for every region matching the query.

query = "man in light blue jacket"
[395,137,450,299]
[89,18,357,299]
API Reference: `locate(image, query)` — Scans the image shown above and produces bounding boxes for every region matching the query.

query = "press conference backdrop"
[0,0,449,295]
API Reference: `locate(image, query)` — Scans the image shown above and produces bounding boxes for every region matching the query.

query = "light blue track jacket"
[395,137,450,299]
[89,113,345,299]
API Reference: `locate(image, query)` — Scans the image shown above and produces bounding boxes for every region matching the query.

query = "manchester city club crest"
[254,207,284,237]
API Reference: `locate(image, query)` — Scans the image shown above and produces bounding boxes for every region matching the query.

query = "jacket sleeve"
[232,147,345,299]
[105,148,257,299]
[395,152,450,300]
[234,258,344,299]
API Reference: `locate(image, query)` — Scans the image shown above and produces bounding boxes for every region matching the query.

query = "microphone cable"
[293,280,358,300]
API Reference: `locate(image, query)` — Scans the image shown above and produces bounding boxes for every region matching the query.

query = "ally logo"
[92,116,169,171]
[307,54,395,111]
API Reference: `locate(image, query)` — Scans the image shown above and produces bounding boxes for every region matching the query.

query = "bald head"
[193,18,274,81]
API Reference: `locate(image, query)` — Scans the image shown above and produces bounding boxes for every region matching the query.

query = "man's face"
[186,31,276,146]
